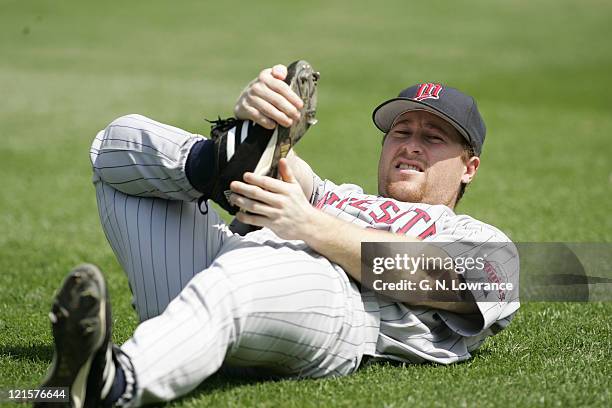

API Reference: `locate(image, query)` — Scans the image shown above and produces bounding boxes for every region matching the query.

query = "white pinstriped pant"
[91,115,379,406]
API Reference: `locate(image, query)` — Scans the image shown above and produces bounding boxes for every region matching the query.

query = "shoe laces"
[206,116,239,140]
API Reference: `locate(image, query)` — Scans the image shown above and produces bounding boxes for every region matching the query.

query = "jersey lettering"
[397,208,431,234]
[418,224,437,239]
[317,190,438,238]
[349,199,375,211]
[335,196,352,209]
[369,200,400,223]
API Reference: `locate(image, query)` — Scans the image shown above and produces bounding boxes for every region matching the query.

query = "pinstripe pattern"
[90,115,379,406]
[94,182,223,320]
[90,114,201,202]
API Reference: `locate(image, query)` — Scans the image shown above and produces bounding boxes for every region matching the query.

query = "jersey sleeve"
[427,216,520,337]
[309,173,327,205]
[309,174,364,206]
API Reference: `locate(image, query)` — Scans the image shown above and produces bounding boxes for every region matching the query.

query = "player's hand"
[234,65,304,130]
[229,159,316,240]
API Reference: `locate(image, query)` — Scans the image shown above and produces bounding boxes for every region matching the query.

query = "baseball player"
[37,61,519,407]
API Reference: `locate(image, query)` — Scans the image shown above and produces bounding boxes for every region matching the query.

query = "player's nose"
[399,135,424,155]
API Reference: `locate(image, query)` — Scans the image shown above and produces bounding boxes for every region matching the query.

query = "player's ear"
[461,156,480,184]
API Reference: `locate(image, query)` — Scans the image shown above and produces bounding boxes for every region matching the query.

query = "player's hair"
[455,144,476,206]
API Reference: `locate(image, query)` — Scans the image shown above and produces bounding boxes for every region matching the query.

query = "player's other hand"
[234,65,304,130]
[229,159,316,241]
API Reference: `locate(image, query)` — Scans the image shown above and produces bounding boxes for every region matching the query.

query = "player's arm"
[230,160,478,314]
[301,212,477,314]
[234,64,316,201]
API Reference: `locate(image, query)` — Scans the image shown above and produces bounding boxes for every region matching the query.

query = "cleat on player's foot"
[36,264,116,408]
[203,59,319,215]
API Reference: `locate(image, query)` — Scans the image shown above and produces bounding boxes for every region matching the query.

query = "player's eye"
[426,135,444,143]
[392,130,412,138]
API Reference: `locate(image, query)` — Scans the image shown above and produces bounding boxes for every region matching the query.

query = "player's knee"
[104,113,147,138]
[90,113,149,179]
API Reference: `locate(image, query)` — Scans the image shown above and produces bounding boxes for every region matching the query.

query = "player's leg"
[36,112,236,406]
[90,114,204,202]
[118,241,379,406]
[91,114,233,320]
[36,243,379,407]
[95,182,231,321]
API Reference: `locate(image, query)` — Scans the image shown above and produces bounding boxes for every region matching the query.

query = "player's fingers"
[235,103,274,129]
[278,159,297,184]
[247,94,293,128]
[243,172,288,194]
[230,180,283,207]
[243,105,276,130]
[259,71,304,111]
[249,82,301,122]
[230,193,275,216]
[235,210,268,228]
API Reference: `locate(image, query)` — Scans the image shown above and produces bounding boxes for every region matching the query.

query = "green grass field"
[1,0,611,406]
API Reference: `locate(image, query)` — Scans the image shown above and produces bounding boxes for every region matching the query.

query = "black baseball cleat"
[203,59,319,215]
[36,264,116,408]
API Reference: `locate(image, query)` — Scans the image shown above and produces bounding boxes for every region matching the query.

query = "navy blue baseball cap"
[372,83,486,155]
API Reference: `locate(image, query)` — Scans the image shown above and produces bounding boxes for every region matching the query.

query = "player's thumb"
[278,159,297,183]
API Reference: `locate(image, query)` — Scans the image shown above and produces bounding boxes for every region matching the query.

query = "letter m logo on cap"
[413,83,443,101]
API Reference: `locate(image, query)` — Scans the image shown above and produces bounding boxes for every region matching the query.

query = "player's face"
[377,110,480,207]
